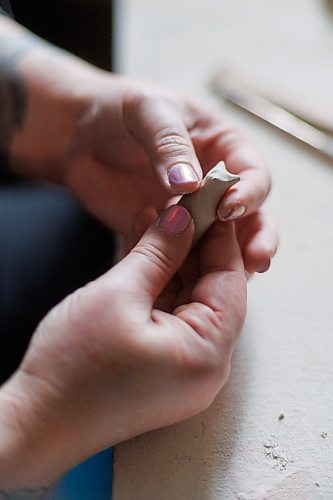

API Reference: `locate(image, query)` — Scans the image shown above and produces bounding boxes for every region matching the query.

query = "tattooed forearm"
[0,487,49,499]
[0,36,29,174]
[0,25,59,176]
[0,13,89,179]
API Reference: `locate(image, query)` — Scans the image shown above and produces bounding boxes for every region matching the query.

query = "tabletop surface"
[113,1,333,498]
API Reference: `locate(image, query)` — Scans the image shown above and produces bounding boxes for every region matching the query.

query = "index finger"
[189,107,271,220]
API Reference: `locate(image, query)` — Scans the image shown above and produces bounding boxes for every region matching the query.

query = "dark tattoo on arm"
[0,29,57,177]
[0,487,50,499]
[0,37,29,176]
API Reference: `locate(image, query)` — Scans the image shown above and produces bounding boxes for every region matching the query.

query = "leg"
[0,179,115,382]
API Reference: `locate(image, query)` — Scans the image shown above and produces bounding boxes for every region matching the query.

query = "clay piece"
[178,161,240,244]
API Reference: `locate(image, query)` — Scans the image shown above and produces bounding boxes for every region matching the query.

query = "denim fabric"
[0,179,115,380]
[0,179,115,497]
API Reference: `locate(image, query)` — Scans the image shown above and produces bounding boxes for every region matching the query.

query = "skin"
[0,15,277,271]
[0,11,278,496]
[0,212,246,491]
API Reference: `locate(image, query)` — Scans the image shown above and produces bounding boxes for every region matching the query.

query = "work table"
[113,1,333,498]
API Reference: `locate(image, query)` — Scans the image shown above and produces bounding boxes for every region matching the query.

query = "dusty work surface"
[113,1,333,498]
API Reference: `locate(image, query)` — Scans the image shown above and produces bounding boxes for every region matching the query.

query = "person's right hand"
[0,205,246,490]
[0,13,277,274]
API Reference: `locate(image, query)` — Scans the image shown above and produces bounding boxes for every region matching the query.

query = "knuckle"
[138,87,175,106]
[191,352,222,380]
[176,301,242,412]
[63,280,124,330]
[185,353,230,414]
[132,242,173,277]
[184,302,231,345]
[212,124,244,150]
[155,129,192,159]
[60,285,91,326]
[181,327,225,374]
[125,86,176,113]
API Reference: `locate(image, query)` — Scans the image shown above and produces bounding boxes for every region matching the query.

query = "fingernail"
[167,164,199,194]
[157,205,191,236]
[218,204,246,221]
[257,257,271,273]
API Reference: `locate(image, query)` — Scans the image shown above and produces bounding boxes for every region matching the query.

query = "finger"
[174,221,247,349]
[123,91,202,194]
[125,198,182,253]
[236,210,279,274]
[154,274,182,312]
[125,206,159,253]
[217,165,271,221]
[112,205,194,307]
[193,120,271,220]
[199,220,245,277]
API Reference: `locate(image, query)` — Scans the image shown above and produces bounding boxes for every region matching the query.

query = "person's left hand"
[10,49,277,272]
[1,18,276,271]
[61,74,276,271]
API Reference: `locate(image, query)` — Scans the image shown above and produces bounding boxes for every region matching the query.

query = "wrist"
[10,54,99,183]
[0,14,102,183]
[0,370,75,490]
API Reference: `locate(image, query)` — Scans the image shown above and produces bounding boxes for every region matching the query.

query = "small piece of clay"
[178,161,240,244]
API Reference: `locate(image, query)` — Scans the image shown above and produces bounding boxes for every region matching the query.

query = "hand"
[61,74,277,272]
[0,14,276,273]
[1,14,277,273]
[0,205,246,489]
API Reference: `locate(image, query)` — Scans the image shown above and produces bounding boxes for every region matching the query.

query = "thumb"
[124,92,202,194]
[113,205,194,305]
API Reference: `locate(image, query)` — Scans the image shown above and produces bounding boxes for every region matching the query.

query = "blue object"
[49,448,113,500]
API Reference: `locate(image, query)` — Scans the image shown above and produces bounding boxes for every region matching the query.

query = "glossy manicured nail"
[167,164,199,193]
[157,205,191,236]
[218,204,246,221]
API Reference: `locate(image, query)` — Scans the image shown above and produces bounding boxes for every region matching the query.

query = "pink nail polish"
[168,164,199,193]
[157,205,191,236]
[218,204,246,221]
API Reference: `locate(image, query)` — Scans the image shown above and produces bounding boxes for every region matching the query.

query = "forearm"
[0,13,101,182]
[0,375,59,494]
[0,370,81,496]
[0,352,128,495]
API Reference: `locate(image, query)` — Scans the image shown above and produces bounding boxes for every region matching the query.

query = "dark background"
[11,0,113,70]
[0,1,116,382]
